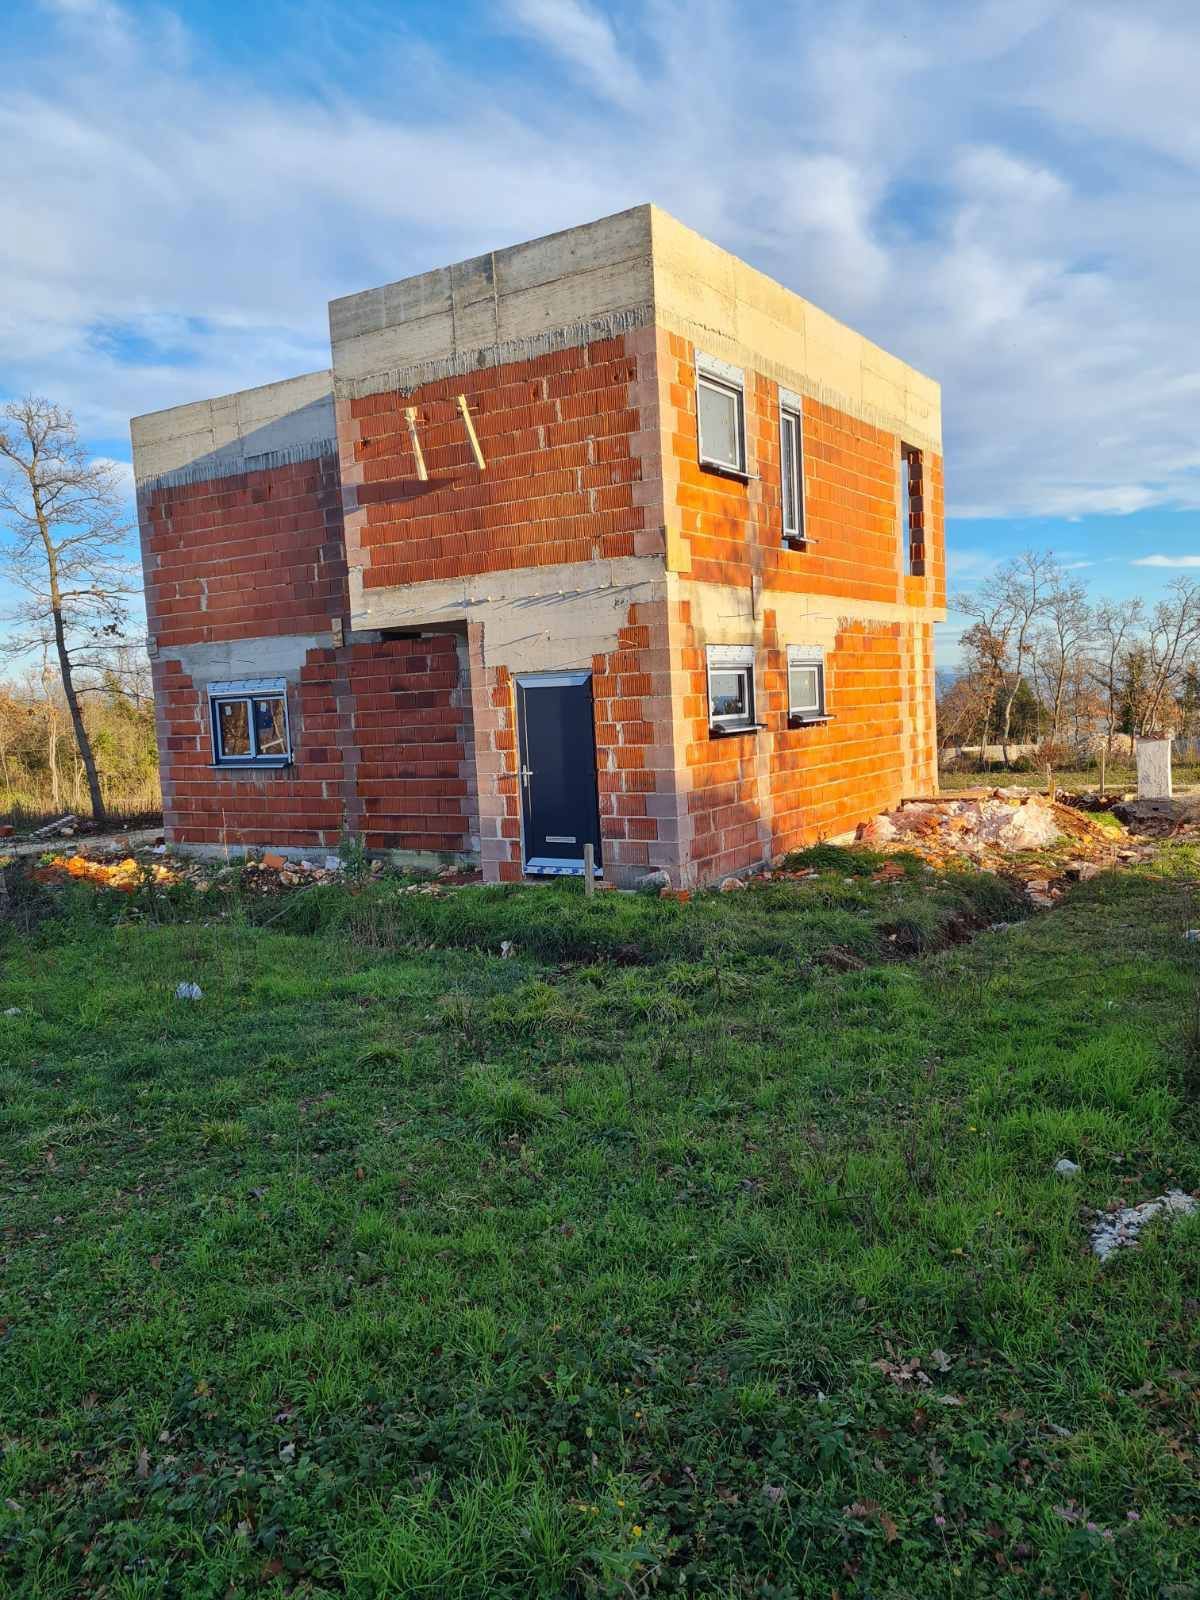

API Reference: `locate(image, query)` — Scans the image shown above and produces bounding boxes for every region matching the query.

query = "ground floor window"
[787,647,827,725]
[707,645,758,733]
[208,678,292,766]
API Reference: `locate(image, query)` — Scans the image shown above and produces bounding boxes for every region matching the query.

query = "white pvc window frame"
[696,353,747,475]
[779,386,805,544]
[787,647,827,724]
[208,677,292,767]
[707,644,757,733]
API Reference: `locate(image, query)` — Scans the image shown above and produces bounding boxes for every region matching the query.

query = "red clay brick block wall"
[336,635,472,854]
[675,599,767,883]
[141,455,348,649]
[591,602,676,878]
[153,634,471,856]
[661,332,945,609]
[152,655,345,850]
[661,328,943,879]
[764,615,908,858]
[342,333,660,588]
[676,605,927,881]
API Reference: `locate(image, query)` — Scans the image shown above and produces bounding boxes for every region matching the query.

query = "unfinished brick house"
[130,205,944,888]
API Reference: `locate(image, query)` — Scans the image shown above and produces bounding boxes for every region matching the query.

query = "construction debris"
[855,791,1128,889]
[32,814,77,838]
[174,982,203,1001]
[1090,1191,1198,1261]
[1111,796,1200,837]
[32,854,177,892]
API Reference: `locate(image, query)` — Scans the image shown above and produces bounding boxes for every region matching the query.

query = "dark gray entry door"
[516,673,602,876]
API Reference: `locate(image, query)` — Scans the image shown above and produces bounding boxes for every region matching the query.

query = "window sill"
[709,721,765,739]
[787,714,832,729]
[782,535,815,551]
[699,457,752,483]
[209,759,293,771]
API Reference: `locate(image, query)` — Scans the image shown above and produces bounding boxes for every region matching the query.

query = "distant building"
[130,205,944,887]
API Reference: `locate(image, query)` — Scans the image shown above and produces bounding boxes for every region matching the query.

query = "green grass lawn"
[1,853,1199,1597]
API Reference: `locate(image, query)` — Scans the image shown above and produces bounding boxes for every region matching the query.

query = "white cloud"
[2,0,1200,534]
[505,0,643,108]
[91,456,136,497]
[1131,554,1200,568]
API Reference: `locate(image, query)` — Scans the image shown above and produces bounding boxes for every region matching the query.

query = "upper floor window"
[209,678,291,766]
[696,355,746,475]
[780,388,804,546]
[901,443,924,575]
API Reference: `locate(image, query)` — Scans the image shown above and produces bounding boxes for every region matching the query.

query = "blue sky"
[4,0,1200,663]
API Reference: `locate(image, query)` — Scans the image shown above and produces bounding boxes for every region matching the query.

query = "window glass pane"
[217,699,250,757]
[699,378,742,468]
[781,413,797,533]
[789,664,820,713]
[710,669,748,720]
[254,696,288,756]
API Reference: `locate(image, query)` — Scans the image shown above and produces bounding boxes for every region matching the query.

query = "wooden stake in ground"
[583,841,595,896]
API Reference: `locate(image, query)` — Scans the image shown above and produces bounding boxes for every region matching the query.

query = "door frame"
[514,670,603,877]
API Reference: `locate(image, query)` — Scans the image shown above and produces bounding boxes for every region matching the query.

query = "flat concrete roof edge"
[130,368,332,435]
[333,305,655,401]
[327,204,655,328]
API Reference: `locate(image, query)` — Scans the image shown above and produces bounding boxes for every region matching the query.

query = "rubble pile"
[855,790,1130,895]
[1109,796,1200,838]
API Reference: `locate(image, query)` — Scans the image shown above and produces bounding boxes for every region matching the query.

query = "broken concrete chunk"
[1064,861,1102,882]
[1090,1190,1198,1260]
[636,869,671,894]
[1054,1158,1081,1177]
[856,814,898,845]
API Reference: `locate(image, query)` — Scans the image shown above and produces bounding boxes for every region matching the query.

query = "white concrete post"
[1135,736,1173,800]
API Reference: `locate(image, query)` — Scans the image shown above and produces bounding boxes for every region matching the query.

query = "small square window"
[780,405,803,542]
[787,650,826,724]
[209,679,292,765]
[697,362,746,474]
[707,646,757,733]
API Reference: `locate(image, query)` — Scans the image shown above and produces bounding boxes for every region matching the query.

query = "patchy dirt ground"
[3,788,1182,914]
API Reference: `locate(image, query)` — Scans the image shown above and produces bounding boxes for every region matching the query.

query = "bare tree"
[1141,579,1200,735]
[936,667,994,760]
[956,551,1060,766]
[1089,597,1144,751]
[1031,575,1092,745]
[0,398,135,822]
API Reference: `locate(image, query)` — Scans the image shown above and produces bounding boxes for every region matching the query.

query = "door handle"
[520,764,533,789]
